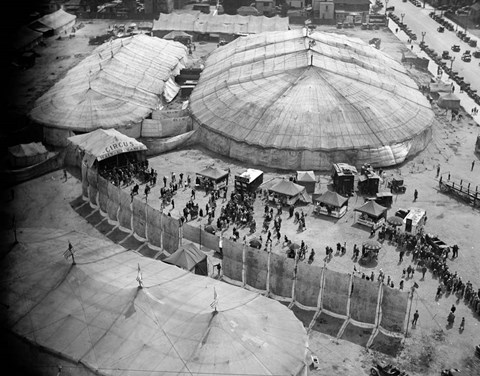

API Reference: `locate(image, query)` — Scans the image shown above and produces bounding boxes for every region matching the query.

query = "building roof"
[30,9,76,32]
[153,12,289,35]
[30,34,187,131]
[190,29,434,161]
[3,228,308,376]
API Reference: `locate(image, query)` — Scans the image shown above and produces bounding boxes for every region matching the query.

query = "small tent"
[296,171,316,194]
[354,200,388,229]
[313,190,349,218]
[67,129,147,167]
[196,166,229,191]
[437,92,460,110]
[162,243,208,275]
[8,142,49,169]
[268,179,311,205]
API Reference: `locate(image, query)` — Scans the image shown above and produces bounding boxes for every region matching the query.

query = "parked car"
[442,50,450,59]
[451,44,461,52]
[437,26,444,32]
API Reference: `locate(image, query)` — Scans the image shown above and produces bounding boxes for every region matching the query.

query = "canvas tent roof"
[8,142,48,158]
[315,190,348,207]
[190,29,435,169]
[30,34,187,132]
[197,166,229,180]
[354,200,387,217]
[429,82,452,93]
[3,228,307,376]
[153,13,289,35]
[163,243,207,274]
[68,129,147,165]
[163,30,193,40]
[29,9,76,32]
[269,179,305,197]
[297,170,316,182]
[13,26,43,51]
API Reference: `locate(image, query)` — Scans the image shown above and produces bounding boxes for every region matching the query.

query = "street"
[386,0,480,116]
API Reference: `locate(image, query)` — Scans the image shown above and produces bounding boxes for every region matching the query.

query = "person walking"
[422,265,427,280]
[171,198,175,209]
[414,189,418,201]
[399,250,405,263]
[436,164,440,178]
[412,310,419,326]
[459,317,465,331]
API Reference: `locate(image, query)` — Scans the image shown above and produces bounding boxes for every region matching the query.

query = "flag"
[210,287,218,309]
[136,263,143,285]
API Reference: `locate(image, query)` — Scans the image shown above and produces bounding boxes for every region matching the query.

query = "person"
[216,263,221,277]
[422,265,427,280]
[472,160,475,171]
[450,304,456,314]
[171,198,175,209]
[414,189,418,201]
[459,317,465,331]
[399,250,405,263]
[63,168,68,182]
[309,249,315,263]
[399,279,404,290]
[436,164,440,178]
[412,310,419,326]
[219,237,223,255]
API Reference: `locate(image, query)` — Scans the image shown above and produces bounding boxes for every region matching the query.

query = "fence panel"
[245,246,268,291]
[269,253,295,298]
[295,263,322,308]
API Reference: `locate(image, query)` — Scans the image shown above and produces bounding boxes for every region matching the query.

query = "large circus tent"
[190,28,435,170]
[30,34,187,146]
[1,228,308,376]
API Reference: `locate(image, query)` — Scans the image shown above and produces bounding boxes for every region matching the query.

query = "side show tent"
[66,128,147,169]
[163,243,208,275]
[313,190,349,218]
[8,142,49,169]
[29,9,76,36]
[354,200,388,230]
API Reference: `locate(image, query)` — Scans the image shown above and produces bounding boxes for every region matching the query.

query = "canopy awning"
[354,200,387,217]
[314,190,348,208]
[269,179,305,197]
[68,129,147,166]
[197,166,229,181]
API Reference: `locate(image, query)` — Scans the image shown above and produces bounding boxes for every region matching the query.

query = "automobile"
[451,45,461,52]
[386,6,395,11]
[469,40,477,47]
[437,26,444,32]
[442,50,450,59]
[473,51,480,58]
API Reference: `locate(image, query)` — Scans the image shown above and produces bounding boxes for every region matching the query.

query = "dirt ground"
[3,19,480,376]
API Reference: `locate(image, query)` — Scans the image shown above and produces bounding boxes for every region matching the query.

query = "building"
[29,9,76,36]
[255,0,276,16]
[333,0,370,23]
[312,0,334,20]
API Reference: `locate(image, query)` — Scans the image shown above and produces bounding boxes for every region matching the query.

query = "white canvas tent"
[190,28,434,170]
[68,129,147,166]
[29,9,76,35]
[2,228,308,375]
[30,34,187,146]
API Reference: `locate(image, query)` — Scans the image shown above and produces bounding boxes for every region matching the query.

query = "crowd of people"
[99,160,157,188]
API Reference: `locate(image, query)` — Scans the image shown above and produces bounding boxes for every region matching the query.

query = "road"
[385,0,480,116]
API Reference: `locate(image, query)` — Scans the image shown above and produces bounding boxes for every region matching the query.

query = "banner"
[295,263,322,308]
[350,277,379,325]
[245,246,267,291]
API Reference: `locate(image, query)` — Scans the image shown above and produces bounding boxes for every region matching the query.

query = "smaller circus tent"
[268,179,311,204]
[29,9,76,36]
[8,142,49,168]
[30,34,187,146]
[67,129,147,167]
[437,93,460,110]
[163,243,208,275]
[296,171,316,193]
